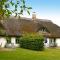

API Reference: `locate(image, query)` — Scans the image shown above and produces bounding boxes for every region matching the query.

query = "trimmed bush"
[20,33,44,51]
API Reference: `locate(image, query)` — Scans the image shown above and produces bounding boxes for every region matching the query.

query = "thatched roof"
[2,18,41,36]
[37,19,60,38]
[0,21,4,29]
[0,17,60,38]
[2,18,21,36]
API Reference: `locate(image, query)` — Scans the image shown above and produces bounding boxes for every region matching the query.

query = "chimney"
[32,12,36,20]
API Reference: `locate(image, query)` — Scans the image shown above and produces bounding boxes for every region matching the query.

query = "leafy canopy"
[0,0,32,19]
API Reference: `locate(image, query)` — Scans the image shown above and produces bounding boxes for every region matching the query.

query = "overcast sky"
[20,0,60,26]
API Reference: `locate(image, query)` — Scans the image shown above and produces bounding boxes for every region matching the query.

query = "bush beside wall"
[20,33,44,51]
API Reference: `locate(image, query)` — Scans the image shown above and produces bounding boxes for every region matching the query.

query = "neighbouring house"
[0,13,60,48]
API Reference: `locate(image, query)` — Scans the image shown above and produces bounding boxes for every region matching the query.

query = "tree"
[0,0,32,20]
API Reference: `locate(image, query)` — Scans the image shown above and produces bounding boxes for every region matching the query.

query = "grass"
[0,48,60,60]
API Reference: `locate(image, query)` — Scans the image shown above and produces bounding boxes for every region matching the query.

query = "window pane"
[45,40,47,43]
[6,37,11,44]
[7,40,11,43]
[16,37,20,44]
[44,38,47,43]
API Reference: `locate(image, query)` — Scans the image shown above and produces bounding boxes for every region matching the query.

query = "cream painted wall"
[0,37,60,48]
[0,37,7,47]
[0,37,19,48]
[56,39,60,47]
[44,38,60,47]
[11,37,19,47]
[11,37,16,45]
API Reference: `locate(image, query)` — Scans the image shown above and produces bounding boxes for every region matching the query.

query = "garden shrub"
[20,33,44,51]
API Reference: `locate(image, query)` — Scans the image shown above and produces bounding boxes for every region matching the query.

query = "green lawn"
[0,48,60,60]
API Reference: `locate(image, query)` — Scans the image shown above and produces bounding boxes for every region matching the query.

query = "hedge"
[20,33,44,51]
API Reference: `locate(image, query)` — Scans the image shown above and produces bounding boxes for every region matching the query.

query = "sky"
[20,0,60,26]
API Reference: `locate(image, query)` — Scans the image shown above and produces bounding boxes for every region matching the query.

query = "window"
[16,37,20,44]
[45,40,47,43]
[7,40,11,44]
[39,27,46,32]
[6,37,11,44]
[44,38,47,43]
[51,40,52,43]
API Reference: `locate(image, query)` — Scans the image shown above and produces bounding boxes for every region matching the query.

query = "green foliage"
[20,33,44,51]
[0,0,32,19]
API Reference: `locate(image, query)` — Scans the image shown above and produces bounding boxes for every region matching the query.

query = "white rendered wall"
[11,37,19,47]
[56,39,60,47]
[0,37,7,47]
[11,37,16,45]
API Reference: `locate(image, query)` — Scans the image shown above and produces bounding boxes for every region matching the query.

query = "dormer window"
[39,27,46,32]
